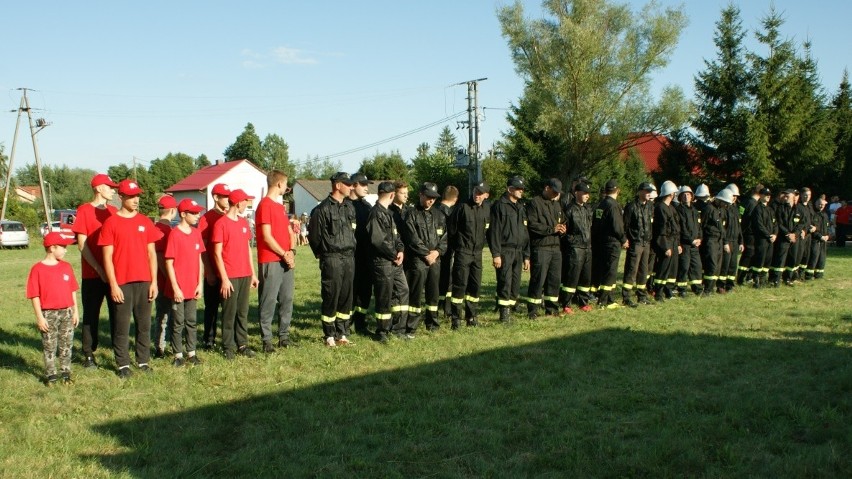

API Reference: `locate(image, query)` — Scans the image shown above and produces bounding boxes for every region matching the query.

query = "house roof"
[165,159,265,193]
[17,185,43,198]
[295,179,394,202]
[620,133,670,172]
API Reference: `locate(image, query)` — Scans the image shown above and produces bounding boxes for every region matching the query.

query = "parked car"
[40,221,76,242]
[0,220,30,248]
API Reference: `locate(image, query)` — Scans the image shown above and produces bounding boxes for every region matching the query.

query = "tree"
[296,155,342,180]
[224,123,264,165]
[410,142,466,197]
[692,4,752,181]
[108,163,157,215]
[14,164,96,210]
[435,126,459,160]
[653,131,709,189]
[148,152,197,194]
[497,0,689,182]
[358,151,410,183]
[261,133,294,175]
[195,154,211,169]
[830,70,852,198]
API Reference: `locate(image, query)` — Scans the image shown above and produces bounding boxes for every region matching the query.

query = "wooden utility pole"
[455,78,487,196]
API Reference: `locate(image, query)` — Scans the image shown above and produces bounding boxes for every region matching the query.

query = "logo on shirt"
[195,243,200,250]
[242,227,247,234]
[138,225,146,232]
[63,274,70,282]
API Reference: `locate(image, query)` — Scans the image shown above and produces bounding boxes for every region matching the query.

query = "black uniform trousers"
[405,261,441,332]
[372,259,409,338]
[202,277,222,347]
[769,241,792,284]
[806,239,827,279]
[351,251,373,333]
[495,248,524,309]
[438,249,454,316]
[80,278,116,358]
[593,242,621,307]
[737,235,755,284]
[562,246,592,308]
[525,247,561,315]
[112,281,152,369]
[653,246,677,299]
[677,244,703,294]
[786,240,800,279]
[750,237,772,285]
[622,243,650,302]
[797,235,812,274]
[700,240,723,293]
[450,250,483,322]
[721,242,739,289]
[319,254,355,339]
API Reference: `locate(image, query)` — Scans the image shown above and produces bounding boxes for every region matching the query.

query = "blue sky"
[1,0,850,178]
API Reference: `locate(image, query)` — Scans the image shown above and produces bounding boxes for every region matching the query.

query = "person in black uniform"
[489,176,531,322]
[795,187,816,281]
[675,186,703,296]
[367,182,409,343]
[700,188,730,296]
[652,181,681,302]
[749,187,776,288]
[448,182,490,329]
[348,172,374,336]
[402,182,447,336]
[524,178,566,318]
[592,179,628,309]
[785,190,806,283]
[719,184,743,291]
[561,183,594,313]
[769,190,797,287]
[737,184,764,285]
[621,182,655,307]
[806,197,830,280]
[437,186,459,318]
[308,172,357,347]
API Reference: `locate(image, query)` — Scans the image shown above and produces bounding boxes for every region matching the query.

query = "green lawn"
[1,242,850,477]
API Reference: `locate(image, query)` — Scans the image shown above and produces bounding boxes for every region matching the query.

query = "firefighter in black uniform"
[749,187,776,288]
[448,182,490,329]
[737,184,764,285]
[795,188,816,281]
[524,178,566,318]
[652,181,681,302]
[675,186,703,296]
[489,176,531,322]
[806,197,830,280]
[621,182,655,307]
[561,183,594,313]
[367,182,409,343]
[389,181,409,241]
[402,182,447,335]
[720,184,743,291]
[308,172,357,347]
[437,186,459,317]
[769,190,797,287]
[592,179,628,309]
[348,172,374,336]
[700,188,730,296]
[785,190,806,283]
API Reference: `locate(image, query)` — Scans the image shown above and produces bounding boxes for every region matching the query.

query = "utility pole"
[454,78,487,196]
[1,88,51,226]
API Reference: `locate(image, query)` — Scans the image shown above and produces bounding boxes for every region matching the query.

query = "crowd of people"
[25,170,839,384]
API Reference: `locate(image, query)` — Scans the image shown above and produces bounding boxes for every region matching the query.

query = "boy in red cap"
[212,189,259,359]
[198,183,231,349]
[99,179,163,378]
[72,173,118,369]
[27,232,79,385]
[152,195,177,358]
[165,199,206,366]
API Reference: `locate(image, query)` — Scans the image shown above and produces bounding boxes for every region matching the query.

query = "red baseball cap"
[157,195,178,209]
[178,198,204,214]
[211,183,231,196]
[43,231,74,248]
[118,179,144,196]
[91,173,118,188]
[228,189,255,204]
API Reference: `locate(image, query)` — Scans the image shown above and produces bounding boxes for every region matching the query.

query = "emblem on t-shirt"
[63,274,69,281]
[138,225,146,232]
[195,244,200,250]
[242,227,247,234]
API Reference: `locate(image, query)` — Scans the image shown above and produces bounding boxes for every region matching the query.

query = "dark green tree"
[195,154,211,169]
[295,156,342,180]
[224,123,264,165]
[410,141,466,197]
[108,163,157,215]
[358,151,410,183]
[148,152,197,194]
[830,70,852,198]
[261,133,294,175]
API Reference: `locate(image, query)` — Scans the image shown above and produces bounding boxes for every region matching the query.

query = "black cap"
[605,179,619,191]
[349,173,371,185]
[507,176,526,189]
[759,187,771,195]
[473,182,490,194]
[545,178,563,194]
[638,182,656,192]
[377,181,395,194]
[573,175,589,184]
[782,188,796,194]
[420,182,441,198]
[330,172,353,185]
[574,183,590,193]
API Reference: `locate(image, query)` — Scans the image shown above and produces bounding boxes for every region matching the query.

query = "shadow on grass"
[85,328,851,477]
[0,327,44,378]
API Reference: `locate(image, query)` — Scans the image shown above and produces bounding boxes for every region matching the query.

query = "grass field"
[1,242,851,478]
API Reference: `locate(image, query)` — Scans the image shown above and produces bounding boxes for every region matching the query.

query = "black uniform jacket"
[309,195,356,257]
[623,198,653,245]
[701,202,727,242]
[750,202,776,240]
[653,201,679,253]
[402,204,447,268]
[448,198,490,254]
[488,193,531,259]
[592,196,627,245]
[367,202,403,262]
[526,195,562,249]
[676,202,701,245]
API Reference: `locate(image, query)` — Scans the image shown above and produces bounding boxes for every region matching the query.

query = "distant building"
[292,178,388,217]
[15,185,42,204]
[165,159,268,215]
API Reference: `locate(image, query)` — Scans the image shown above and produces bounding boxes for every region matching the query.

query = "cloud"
[271,47,318,65]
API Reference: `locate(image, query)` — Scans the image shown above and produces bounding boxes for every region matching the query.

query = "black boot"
[499,307,511,323]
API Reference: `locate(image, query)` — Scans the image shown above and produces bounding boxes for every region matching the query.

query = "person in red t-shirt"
[27,232,79,385]
[165,199,206,367]
[198,183,231,350]
[72,173,118,370]
[256,170,296,353]
[835,201,851,247]
[99,179,163,379]
[152,195,177,358]
[212,189,258,359]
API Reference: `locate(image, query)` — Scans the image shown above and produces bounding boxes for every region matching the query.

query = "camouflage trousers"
[41,308,74,376]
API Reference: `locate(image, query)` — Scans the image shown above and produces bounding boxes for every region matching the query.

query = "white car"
[0,220,30,248]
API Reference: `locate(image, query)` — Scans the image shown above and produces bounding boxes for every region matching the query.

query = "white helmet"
[725,183,740,196]
[648,189,658,200]
[678,185,693,198]
[659,180,678,197]
[695,184,710,198]
[715,188,734,204]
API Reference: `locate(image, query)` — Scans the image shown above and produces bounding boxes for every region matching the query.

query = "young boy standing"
[212,189,258,359]
[153,195,177,358]
[27,232,79,385]
[165,199,206,366]
[198,183,231,350]
[99,179,163,378]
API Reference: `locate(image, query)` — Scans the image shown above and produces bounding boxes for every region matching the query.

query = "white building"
[165,159,269,215]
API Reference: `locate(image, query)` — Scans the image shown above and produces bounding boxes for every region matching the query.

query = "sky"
[1,0,850,179]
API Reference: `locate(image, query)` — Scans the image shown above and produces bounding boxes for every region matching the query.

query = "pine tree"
[223,123,264,165]
[831,70,852,198]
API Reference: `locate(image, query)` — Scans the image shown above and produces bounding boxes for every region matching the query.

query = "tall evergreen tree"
[224,123,264,165]
[831,70,852,198]
[261,133,293,175]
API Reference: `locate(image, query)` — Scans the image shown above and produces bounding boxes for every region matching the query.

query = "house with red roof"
[165,159,268,214]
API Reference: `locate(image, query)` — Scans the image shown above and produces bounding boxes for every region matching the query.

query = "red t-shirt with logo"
[98,213,163,285]
[211,215,253,278]
[255,196,292,264]
[26,261,79,309]
[71,203,117,279]
[164,226,205,299]
[154,221,173,289]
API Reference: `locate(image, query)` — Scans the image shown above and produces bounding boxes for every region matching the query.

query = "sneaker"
[562,306,574,315]
[580,305,593,312]
[337,336,352,346]
[45,374,58,385]
[605,302,621,310]
[83,356,97,369]
[187,355,201,366]
[466,318,479,327]
[173,357,185,367]
[224,350,236,360]
[153,348,166,359]
[139,364,153,374]
[325,337,337,348]
[118,367,132,379]
[528,312,539,320]
[202,342,215,351]
[405,333,416,340]
[263,341,276,354]
[61,371,73,384]
[375,333,389,344]
[237,346,256,358]
[451,320,460,330]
